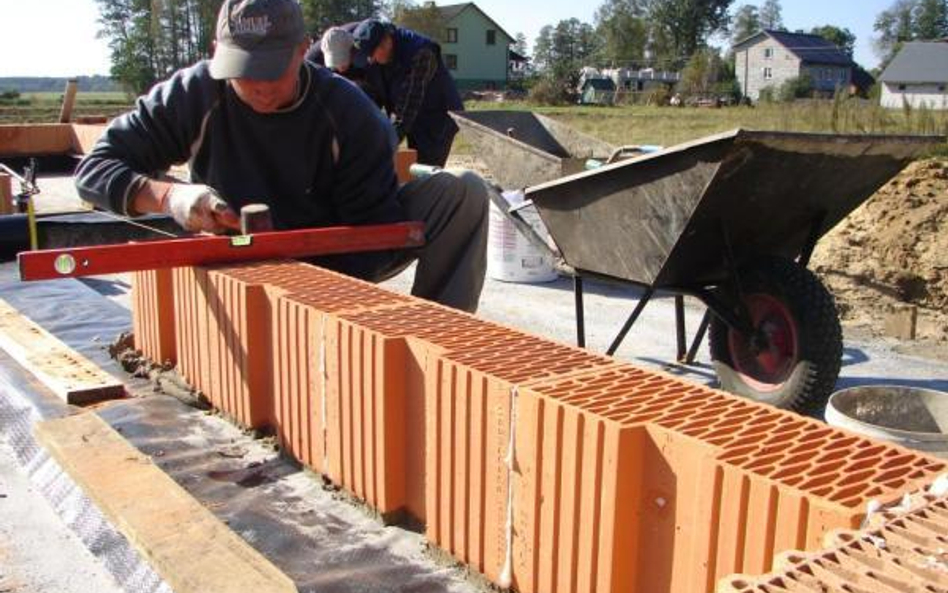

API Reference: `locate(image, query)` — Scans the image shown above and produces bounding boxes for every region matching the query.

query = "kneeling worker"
[75,0,487,312]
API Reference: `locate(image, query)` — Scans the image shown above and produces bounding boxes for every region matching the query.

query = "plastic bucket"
[487,191,558,283]
[825,385,948,458]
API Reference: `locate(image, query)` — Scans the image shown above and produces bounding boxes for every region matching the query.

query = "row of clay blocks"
[717,481,948,591]
[131,262,947,593]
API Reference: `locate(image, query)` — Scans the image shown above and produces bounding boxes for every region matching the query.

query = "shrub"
[528,76,574,105]
[0,89,21,102]
[778,74,813,102]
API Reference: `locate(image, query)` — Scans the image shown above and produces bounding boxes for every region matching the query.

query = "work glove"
[162,184,239,234]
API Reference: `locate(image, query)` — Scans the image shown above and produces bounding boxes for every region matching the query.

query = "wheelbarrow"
[502,128,943,413]
[450,110,657,188]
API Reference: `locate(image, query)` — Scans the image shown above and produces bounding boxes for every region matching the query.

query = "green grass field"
[0,91,134,124]
[2,91,946,157]
[463,99,948,150]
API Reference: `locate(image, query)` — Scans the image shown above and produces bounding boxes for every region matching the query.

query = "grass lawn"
[462,99,948,151]
[0,91,134,124]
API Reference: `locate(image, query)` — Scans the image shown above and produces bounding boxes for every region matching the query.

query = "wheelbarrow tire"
[709,256,842,414]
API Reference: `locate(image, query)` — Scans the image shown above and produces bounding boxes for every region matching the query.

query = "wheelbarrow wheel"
[709,256,842,414]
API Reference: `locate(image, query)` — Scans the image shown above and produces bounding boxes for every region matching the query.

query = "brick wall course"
[132,261,948,593]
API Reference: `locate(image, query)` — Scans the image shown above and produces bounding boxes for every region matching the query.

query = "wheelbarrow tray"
[525,129,944,288]
[450,110,616,188]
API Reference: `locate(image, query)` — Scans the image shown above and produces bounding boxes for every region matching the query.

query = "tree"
[730,4,760,44]
[913,0,948,39]
[94,0,222,94]
[874,0,948,64]
[513,32,528,56]
[678,48,727,95]
[390,0,444,41]
[594,0,649,67]
[301,0,382,36]
[646,0,734,68]
[759,0,784,30]
[810,25,857,57]
[533,18,597,80]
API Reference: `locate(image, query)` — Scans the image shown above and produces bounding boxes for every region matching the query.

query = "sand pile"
[812,158,948,343]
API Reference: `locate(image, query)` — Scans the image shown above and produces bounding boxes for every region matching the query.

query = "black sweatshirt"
[76,61,403,230]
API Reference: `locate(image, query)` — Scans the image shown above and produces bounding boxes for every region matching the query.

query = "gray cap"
[209,0,305,81]
[321,27,354,70]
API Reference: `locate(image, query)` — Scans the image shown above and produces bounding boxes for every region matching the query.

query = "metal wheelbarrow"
[450,110,657,188]
[501,127,942,413]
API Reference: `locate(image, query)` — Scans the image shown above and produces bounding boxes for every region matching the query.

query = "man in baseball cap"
[75,0,490,313]
[352,19,463,167]
[209,0,306,80]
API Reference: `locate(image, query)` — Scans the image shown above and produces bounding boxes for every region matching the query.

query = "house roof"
[583,78,616,91]
[436,3,515,43]
[879,42,948,83]
[733,30,853,66]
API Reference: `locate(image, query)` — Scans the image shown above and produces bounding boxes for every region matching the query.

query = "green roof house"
[437,2,515,90]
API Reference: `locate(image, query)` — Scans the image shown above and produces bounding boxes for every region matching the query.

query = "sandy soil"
[812,158,948,356]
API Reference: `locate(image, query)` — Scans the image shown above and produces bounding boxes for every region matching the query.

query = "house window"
[763,67,773,80]
[764,47,774,59]
[939,84,946,92]
[445,28,458,43]
[898,84,907,91]
[445,54,458,70]
[486,29,496,45]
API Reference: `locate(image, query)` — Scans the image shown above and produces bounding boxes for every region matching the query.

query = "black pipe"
[0,215,29,261]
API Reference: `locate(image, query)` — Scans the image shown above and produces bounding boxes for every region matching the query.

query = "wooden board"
[0,298,124,404]
[0,124,74,156]
[34,413,298,593]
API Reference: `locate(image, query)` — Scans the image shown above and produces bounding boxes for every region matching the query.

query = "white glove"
[162,184,239,234]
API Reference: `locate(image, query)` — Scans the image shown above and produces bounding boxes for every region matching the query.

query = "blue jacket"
[383,28,462,136]
[76,62,402,230]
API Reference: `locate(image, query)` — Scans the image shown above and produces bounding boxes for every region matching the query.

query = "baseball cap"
[321,27,354,70]
[209,0,306,81]
[353,19,392,58]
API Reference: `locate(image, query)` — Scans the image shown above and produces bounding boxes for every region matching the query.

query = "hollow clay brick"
[716,491,948,592]
[171,266,272,428]
[514,365,946,593]
[131,269,176,364]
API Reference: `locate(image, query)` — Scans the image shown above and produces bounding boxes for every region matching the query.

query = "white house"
[879,41,948,110]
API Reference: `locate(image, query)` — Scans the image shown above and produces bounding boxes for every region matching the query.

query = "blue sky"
[0,0,895,78]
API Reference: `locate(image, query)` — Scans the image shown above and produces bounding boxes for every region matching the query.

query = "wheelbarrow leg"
[607,287,654,356]
[798,211,827,267]
[675,295,686,361]
[684,310,712,365]
[574,275,586,348]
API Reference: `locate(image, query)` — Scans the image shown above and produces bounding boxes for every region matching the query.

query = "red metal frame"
[18,222,425,281]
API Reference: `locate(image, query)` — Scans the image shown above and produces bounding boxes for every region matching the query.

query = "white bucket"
[487,191,558,283]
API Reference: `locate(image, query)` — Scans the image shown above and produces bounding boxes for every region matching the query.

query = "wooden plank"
[34,413,298,593]
[0,124,74,156]
[19,221,426,281]
[0,298,124,404]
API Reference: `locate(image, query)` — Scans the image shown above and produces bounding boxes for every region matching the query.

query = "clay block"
[131,269,176,365]
[715,493,948,592]
[323,317,408,514]
[172,266,272,428]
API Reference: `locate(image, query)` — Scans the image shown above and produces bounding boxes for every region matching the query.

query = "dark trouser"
[407,113,459,167]
[309,169,488,312]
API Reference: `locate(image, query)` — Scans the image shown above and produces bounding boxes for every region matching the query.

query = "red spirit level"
[18,222,425,281]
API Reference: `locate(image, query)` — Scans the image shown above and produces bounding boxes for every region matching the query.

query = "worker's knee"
[444,168,489,221]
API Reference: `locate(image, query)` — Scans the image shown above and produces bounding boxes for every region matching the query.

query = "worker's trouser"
[309,169,488,313]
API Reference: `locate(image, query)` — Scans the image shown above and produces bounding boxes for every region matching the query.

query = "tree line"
[94,0,947,95]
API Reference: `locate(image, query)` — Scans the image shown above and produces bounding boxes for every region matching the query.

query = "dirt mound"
[812,158,948,344]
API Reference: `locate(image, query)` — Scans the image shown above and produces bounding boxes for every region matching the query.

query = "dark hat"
[352,19,393,58]
[209,0,306,81]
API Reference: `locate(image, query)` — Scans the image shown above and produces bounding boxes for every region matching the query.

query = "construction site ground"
[1,158,947,590]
